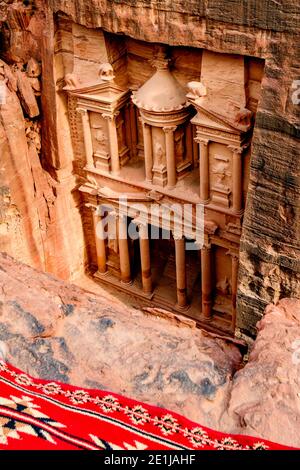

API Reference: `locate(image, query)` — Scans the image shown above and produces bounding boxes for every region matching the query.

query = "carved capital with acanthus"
[196,137,209,146]
[228,143,250,155]
[226,250,240,262]
[139,118,150,129]
[76,107,88,116]
[172,232,185,241]
[85,203,98,212]
[102,112,119,122]
[202,240,212,251]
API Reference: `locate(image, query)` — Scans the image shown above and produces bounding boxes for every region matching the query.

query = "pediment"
[67,81,127,102]
[191,105,241,134]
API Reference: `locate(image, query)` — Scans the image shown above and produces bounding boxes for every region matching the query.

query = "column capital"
[172,232,185,241]
[196,137,209,146]
[134,219,149,240]
[226,250,239,260]
[228,143,249,154]
[102,112,119,122]
[202,242,212,251]
[85,203,98,212]
[139,117,150,128]
[163,126,177,134]
[76,107,88,115]
[133,218,148,228]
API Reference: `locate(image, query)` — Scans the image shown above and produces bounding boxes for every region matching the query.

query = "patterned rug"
[0,361,294,450]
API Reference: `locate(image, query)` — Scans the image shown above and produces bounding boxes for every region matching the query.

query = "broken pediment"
[189,98,252,134]
[65,81,128,104]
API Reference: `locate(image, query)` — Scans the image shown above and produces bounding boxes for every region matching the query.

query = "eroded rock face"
[0,253,300,447]
[0,252,242,431]
[228,299,300,448]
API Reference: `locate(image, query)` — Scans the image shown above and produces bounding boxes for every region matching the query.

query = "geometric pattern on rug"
[0,361,295,451]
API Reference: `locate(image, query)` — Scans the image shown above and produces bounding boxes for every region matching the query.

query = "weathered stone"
[228,298,300,448]
[0,252,242,430]
[15,69,39,118]
[1,254,300,447]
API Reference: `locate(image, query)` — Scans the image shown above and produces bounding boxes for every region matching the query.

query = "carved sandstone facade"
[63,39,263,335]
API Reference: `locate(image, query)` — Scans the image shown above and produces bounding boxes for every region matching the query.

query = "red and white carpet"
[0,361,294,450]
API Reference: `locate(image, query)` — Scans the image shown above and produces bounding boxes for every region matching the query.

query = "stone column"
[229,145,243,214]
[163,126,177,189]
[124,104,133,157]
[186,123,193,165]
[174,235,188,309]
[93,208,108,275]
[137,221,152,294]
[77,108,94,168]
[201,244,213,320]
[118,215,132,285]
[141,121,153,182]
[198,138,210,203]
[230,253,239,331]
[103,113,120,175]
[130,104,138,157]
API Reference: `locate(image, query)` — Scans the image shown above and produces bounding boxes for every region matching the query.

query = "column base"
[121,279,133,286]
[200,198,211,205]
[176,302,190,312]
[98,270,109,277]
[202,315,213,323]
[95,270,109,278]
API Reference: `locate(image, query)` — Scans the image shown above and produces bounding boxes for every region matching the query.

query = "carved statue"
[212,161,231,187]
[175,129,185,163]
[227,101,252,131]
[216,277,230,296]
[99,63,115,82]
[63,73,81,90]
[95,129,107,144]
[154,142,165,167]
[187,81,207,100]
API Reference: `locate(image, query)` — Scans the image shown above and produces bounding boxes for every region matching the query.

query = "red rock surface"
[0,252,242,431]
[0,252,300,447]
[228,299,300,448]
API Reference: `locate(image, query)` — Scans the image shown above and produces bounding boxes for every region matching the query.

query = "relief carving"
[216,277,231,296]
[63,73,82,90]
[212,159,231,189]
[99,63,115,82]
[175,129,185,164]
[154,142,166,168]
[187,81,207,101]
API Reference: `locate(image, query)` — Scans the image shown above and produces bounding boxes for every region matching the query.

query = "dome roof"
[132,68,187,113]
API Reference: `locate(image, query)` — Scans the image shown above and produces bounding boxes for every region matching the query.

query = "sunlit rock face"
[0,252,243,432]
[1,253,300,447]
[228,298,300,448]
[0,0,299,338]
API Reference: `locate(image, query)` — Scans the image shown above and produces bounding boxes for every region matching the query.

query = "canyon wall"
[0,0,299,339]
